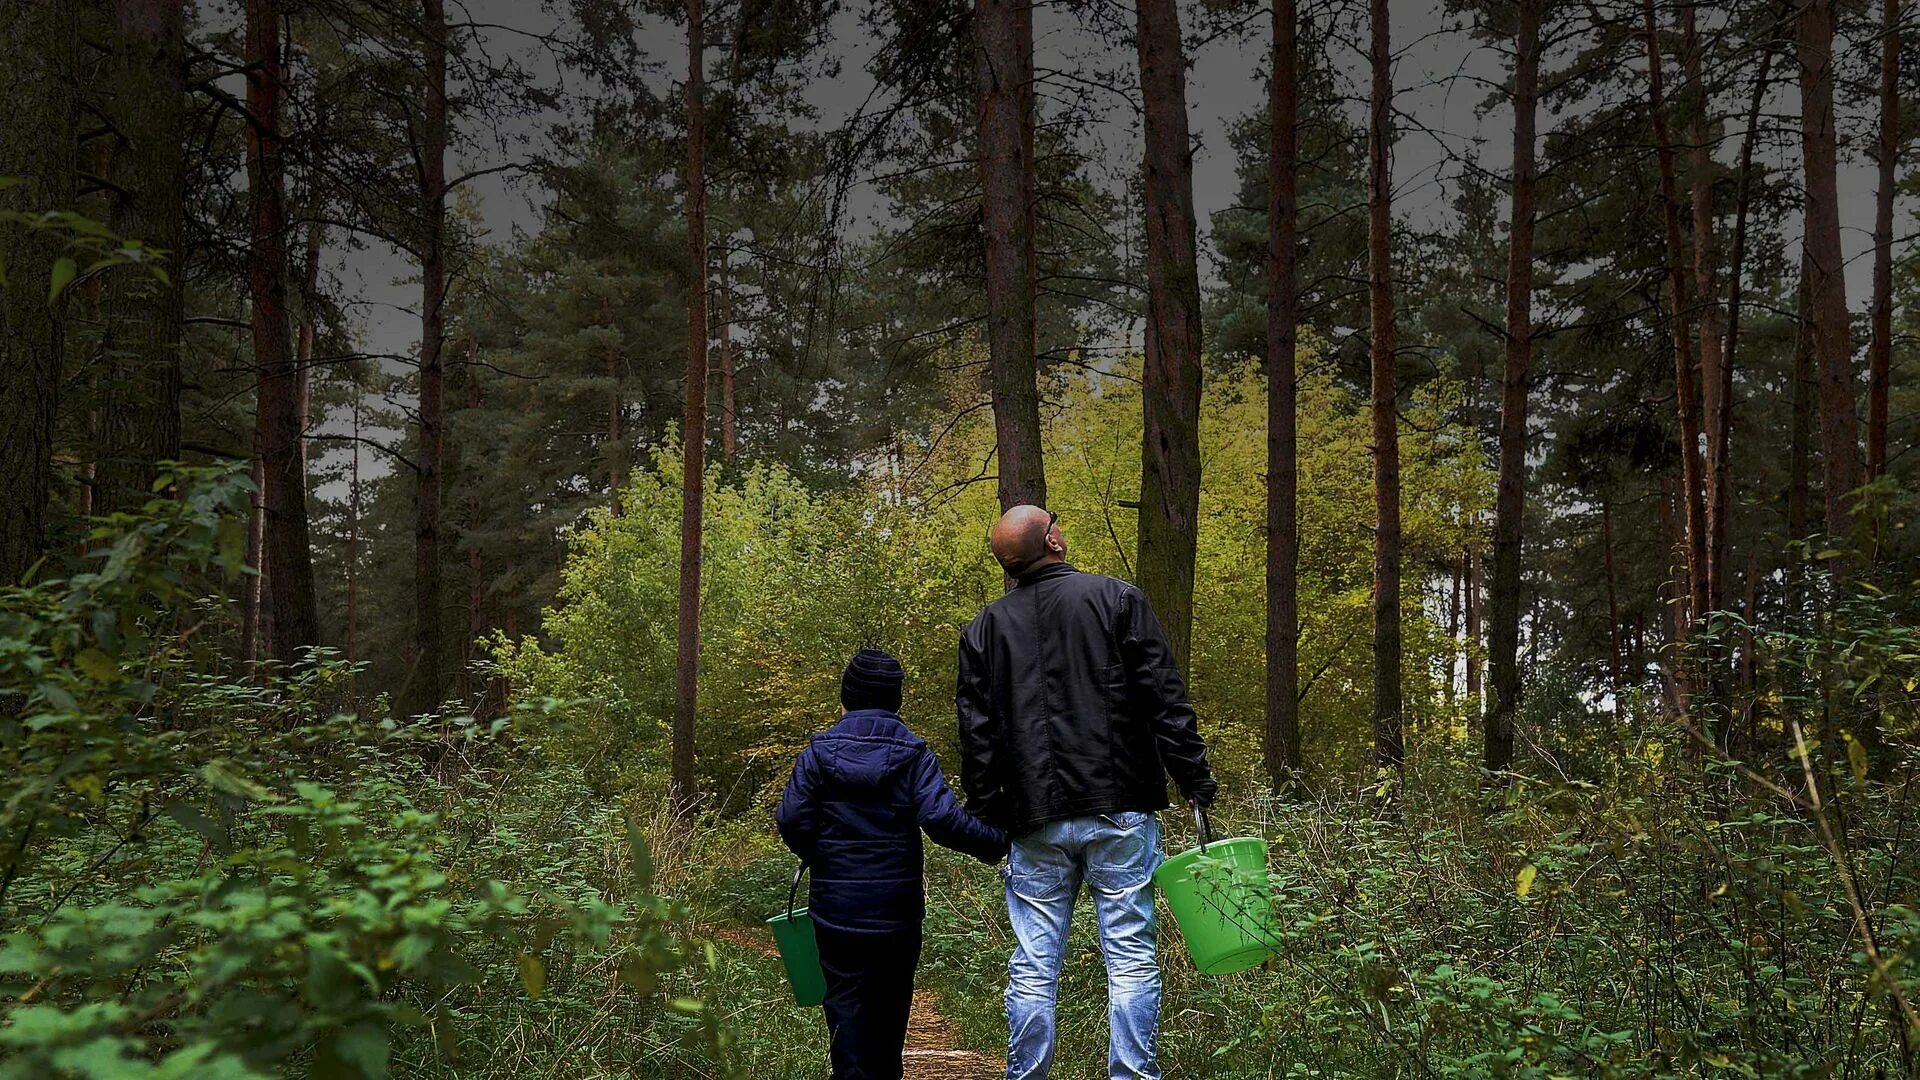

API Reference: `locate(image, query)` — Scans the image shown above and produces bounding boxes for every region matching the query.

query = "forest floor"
[705,923,1003,1079]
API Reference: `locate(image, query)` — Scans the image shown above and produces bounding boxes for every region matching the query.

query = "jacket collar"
[1014,561,1078,587]
[824,708,923,744]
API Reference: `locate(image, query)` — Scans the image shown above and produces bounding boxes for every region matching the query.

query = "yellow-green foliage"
[495,352,1491,803]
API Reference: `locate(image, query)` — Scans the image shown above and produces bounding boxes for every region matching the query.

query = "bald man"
[957,506,1216,1080]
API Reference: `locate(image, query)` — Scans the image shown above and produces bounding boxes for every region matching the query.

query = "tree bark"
[1465,547,1480,698]
[673,0,709,815]
[346,385,362,663]
[718,249,737,461]
[1797,0,1861,537]
[976,0,1045,510]
[1681,6,1729,614]
[1485,0,1539,777]
[1867,0,1899,481]
[407,0,450,712]
[1264,0,1302,791]
[1641,0,1709,634]
[246,0,317,662]
[295,218,322,470]
[1134,0,1205,667]
[1367,0,1403,772]
[1789,249,1815,547]
[1603,495,1622,697]
[0,0,75,584]
[95,0,186,516]
[606,302,626,514]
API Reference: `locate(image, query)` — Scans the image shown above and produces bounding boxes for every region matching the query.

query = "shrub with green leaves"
[0,467,738,1079]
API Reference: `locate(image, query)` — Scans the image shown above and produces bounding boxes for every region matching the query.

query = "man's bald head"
[990,504,1064,576]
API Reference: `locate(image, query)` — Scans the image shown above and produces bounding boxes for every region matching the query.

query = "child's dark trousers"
[815,922,923,1080]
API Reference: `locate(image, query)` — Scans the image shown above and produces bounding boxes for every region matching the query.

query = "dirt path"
[708,924,1003,1079]
[902,989,1002,1079]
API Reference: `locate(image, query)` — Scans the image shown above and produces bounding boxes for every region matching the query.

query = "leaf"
[1847,735,1869,783]
[1515,864,1538,899]
[73,647,116,684]
[202,760,274,802]
[47,256,75,303]
[626,816,654,894]
[517,952,545,1000]
[334,1021,390,1078]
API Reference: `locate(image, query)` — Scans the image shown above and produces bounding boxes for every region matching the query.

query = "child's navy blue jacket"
[776,709,1008,933]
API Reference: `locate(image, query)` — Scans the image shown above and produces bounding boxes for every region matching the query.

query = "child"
[776,648,1008,1080]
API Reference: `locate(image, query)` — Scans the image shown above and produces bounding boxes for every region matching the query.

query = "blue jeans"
[1003,811,1164,1080]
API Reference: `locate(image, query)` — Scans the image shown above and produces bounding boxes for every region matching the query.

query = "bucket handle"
[786,861,807,919]
[1192,803,1214,853]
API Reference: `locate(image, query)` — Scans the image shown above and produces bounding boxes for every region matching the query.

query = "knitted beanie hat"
[841,649,905,713]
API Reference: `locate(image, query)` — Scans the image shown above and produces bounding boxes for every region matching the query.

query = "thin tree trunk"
[1867,0,1899,481]
[1603,495,1623,698]
[1719,41,1775,503]
[1485,0,1539,776]
[718,249,737,461]
[673,0,708,815]
[1264,0,1302,790]
[1797,0,1861,537]
[1367,0,1402,772]
[0,0,76,584]
[1135,0,1205,668]
[1641,0,1709,637]
[241,458,265,661]
[606,302,626,515]
[1465,548,1481,698]
[246,0,317,662]
[295,218,322,470]
[1681,6,1730,614]
[346,386,361,663]
[976,0,1045,510]
[460,340,482,698]
[1789,250,1815,550]
[1661,475,1690,712]
[408,0,449,712]
[1446,555,1461,701]
[94,0,186,516]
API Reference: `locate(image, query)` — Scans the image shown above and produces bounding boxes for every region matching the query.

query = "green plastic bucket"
[1152,808,1281,975]
[767,864,826,1007]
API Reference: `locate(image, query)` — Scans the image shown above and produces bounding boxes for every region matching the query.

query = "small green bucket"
[766,863,826,1007]
[1152,808,1281,975]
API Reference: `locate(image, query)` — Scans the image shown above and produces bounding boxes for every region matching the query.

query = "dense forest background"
[1,0,1918,1075]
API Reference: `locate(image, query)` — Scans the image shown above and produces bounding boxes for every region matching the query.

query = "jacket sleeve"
[1120,586,1218,806]
[912,747,1009,864]
[774,747,820,864]
[956,621,1007,823]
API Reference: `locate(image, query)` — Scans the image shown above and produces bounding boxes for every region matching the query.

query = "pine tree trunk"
[1603,495,1622,697]
[718,250,737,461]
[606,302,626,515]
[976,0,1045,510]
[246,0,318,662]
[295,218,322,470]
[1682,6,1729,614]
[241,457,265,661]
[95,0,186,516]
[346,387,361,663]
[1465,548,1481,698]
[1790,249,1814,530]
[673,0,708,815]
[1367,0,1402,772]
[1134,0,1205,667]
[1641,0,1709,636]
[408,0,449,713]
[1867,0,1899,481]
[0,0,75,584]
[1485,0,1538,776]
[1719,43,1774,488]
[1797,0,1861,537]
[1264,0,1302,790]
